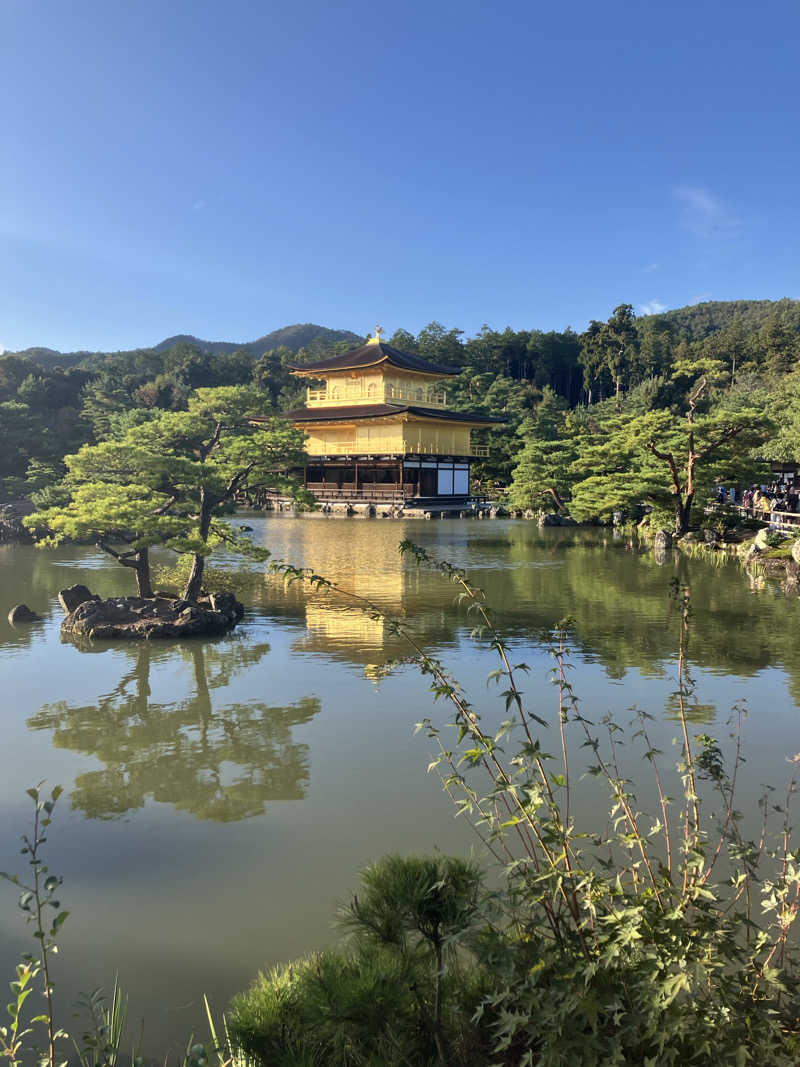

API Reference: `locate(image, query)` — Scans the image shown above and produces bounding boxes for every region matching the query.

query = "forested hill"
[9,323,364,368]
[642,298,800,341]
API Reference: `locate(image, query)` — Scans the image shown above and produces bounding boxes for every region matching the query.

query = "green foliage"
[0,784,70,1067]
[25,387,310,599]
[0,961,40,1067]
[508,362,774,532]
[342,853,483,953]
[229,855,491,1067]
[73,979,134,1067]
[508,390,584,511]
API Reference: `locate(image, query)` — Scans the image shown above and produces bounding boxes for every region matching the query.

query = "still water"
[1,516,798,1054]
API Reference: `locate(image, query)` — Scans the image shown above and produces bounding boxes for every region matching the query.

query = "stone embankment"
[58,584,244,640]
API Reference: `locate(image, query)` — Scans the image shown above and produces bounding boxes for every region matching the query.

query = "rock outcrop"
[0,501,35,544]
[653,529,673,550]
[58,585,100,614]
[792,538,800,565]
[7,603,41,624]
[61,590,244,641]
[538,512,577,527]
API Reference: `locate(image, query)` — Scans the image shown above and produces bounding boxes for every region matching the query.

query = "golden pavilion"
[286,329,501,506]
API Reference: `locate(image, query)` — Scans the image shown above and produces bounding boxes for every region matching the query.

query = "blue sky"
[3,0,799,352]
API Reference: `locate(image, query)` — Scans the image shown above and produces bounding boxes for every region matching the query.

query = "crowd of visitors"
[730,482,800,516]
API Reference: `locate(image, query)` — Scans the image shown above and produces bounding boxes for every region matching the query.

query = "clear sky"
[3,0,799,352]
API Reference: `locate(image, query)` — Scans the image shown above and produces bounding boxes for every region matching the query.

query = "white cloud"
[673,185,742,239]
[192,199,207,211]
[638,300,667,316]
[644,262,659,273]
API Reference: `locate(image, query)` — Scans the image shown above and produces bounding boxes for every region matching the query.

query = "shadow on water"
[26,640,321,821]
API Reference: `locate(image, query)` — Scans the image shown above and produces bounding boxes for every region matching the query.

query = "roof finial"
[367,325,384,346]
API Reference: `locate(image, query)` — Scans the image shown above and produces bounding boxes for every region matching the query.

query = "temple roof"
[282,403,504,425]
[288,342,460,377]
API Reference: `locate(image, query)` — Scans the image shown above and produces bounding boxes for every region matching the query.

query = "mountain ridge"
[8,323,365,368]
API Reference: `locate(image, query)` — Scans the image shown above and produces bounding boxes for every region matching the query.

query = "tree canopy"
[26,386,309,599]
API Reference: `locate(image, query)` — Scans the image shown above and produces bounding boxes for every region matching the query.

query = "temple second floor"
[285,404,498,458]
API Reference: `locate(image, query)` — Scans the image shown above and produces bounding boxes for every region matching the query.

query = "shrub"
[229,856,492,1066]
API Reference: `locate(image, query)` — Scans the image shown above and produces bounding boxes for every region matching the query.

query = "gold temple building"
[286,330,502,508]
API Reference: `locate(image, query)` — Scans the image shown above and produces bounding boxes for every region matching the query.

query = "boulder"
[744,543,762,564]
[7,603,41,624]
[58,584,100,614]
[786,559,800,586]
[702,528,721,544]
[203,591,245,624]
[0,501,35,544]
[679,531,700,546]
[653,529,673,550]
[792,538,800,565]
[753,528,771,551]
[612,511,624,527]
[61,591,244,641]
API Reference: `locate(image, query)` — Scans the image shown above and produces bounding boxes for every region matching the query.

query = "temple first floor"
[294,456,473,504]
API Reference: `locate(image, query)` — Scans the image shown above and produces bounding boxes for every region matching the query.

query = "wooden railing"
[308,439,489,457]
[306,387,447,408]
[305,484,411,502]
[729,505,800,534]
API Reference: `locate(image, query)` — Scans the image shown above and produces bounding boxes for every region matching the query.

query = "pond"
[1,516,798,1055]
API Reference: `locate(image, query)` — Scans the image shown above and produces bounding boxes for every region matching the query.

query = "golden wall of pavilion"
[303,415,473,457]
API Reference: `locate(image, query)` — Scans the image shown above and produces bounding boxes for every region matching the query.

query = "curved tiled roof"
[284,403,503,425]
[288,342,460,377]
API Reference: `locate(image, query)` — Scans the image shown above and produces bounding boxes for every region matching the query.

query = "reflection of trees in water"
[248,528,800,716]
[484,535,800,692]
[259,532,800,699]
[664,691,717,725]
[27,642,320,822]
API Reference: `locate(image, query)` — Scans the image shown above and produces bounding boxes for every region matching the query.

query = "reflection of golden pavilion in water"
[291,560,434,662]
[302,568,406,652]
